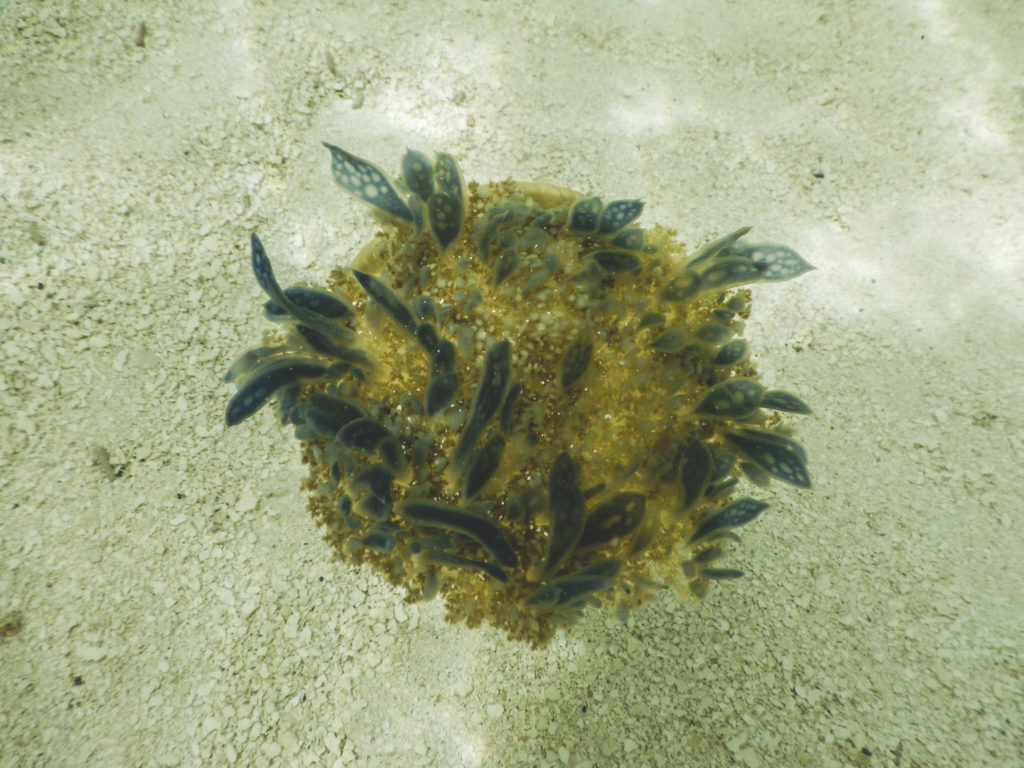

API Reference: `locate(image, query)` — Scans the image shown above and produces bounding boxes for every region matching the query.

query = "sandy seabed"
[1,2,1022,767]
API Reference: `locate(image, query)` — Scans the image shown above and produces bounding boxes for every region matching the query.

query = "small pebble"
[278,730,299,753]
[261,741,281,758]
[325,733,340,755]
[236,489,257,513]
[74,644,107,661]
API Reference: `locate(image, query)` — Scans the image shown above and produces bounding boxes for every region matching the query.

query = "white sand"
[2,1,1022,766]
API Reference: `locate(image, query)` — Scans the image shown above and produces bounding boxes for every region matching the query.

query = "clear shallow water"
[1,1,1021,765]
